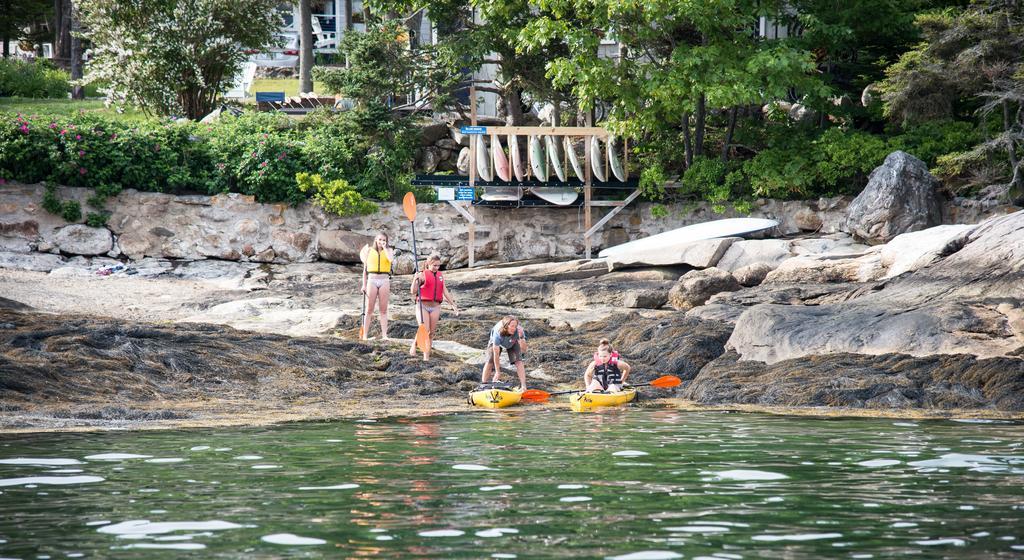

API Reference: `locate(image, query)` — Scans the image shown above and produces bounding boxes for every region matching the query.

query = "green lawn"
[250,79,331,97]
[0,97,148,121]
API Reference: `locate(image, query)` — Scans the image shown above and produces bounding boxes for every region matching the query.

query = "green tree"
[0,0,50,58]
[521,0,826,173]
[881,1,1023,198]
[77,0,283,119]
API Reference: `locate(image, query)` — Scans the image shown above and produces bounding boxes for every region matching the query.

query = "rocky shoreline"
[2,152,1024,430]
[3,209,1023,431]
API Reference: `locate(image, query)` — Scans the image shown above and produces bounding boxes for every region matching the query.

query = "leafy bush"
[889,120,980,167]
[0,109,417,206]
[812,128,890,193]
[85,211,110,227]
[42,182,82,222]
[0,59,70,98]
[729,126,890,199]
[296,172,378,216]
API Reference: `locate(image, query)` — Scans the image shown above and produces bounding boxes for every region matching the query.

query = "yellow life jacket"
[366,247,392,274]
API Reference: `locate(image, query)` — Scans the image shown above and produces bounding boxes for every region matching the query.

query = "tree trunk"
[1008,159,1024,205]
[1003,100,1018,170]
[298,0,314,94]
[682,112,693,168]
[69,2,84,100]
[2,35,9,58]
[721,107,738,162]
[693,93,706,159]
[54,0,72,65]
[504,85,524,126]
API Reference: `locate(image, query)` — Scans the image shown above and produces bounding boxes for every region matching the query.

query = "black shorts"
[486,342,524,364]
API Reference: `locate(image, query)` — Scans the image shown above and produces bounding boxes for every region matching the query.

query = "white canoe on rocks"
[598,218,779,258]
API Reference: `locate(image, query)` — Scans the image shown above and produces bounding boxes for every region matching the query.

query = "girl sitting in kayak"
[409,253,460,361]
[584,339,631,392]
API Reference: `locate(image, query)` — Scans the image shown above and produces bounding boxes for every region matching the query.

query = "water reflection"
[0,412,1021,558]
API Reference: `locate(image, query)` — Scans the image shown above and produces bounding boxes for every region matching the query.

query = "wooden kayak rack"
[417,85,641,265]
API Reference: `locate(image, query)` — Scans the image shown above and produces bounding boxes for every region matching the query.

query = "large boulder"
[880,224,975,279]
[668,267,742,311]
[606,237,737,270]
[0,251,65,272]
[622,289,668,309]
[52,225,113,256]
[763,250,885,284]
[420,122,449,146]
[729,211,1024,364]
[317,230,373,263]
[715,239,793,272]
[0,219,40,252]
[733,262,773,287]
[846,151,944,244]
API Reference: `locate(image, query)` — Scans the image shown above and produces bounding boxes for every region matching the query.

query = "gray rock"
[418,146,442,173]
[449,126,470,147]
[716,239,793,272]
[622,289,668,309]
[436,138,459,152]
[846,151,944,244]
[793,207,823,231]
[668,267,742,311]
[764,250,885,284]
[729,210,1024,364]
[392,253,415,276]
[788,103,817,124]
[733,262,773,287]
[317,230,373,263]
[421,122,449,146]
[52,225,113,256]
[790,235,868,257]
[0,251,65,272]
[607,237,737,271]
[880,224,975,279]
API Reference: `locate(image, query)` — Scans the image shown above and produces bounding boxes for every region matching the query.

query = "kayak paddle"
[359,244,369,339]
[404,192,430,354]
[521,375,682,403]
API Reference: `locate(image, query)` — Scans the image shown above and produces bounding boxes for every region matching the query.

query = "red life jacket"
[419,270,444,302]
[593,352,622,390]
[593,351,619,365]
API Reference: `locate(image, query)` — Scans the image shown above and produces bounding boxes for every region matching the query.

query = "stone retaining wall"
[0,182,1012,271]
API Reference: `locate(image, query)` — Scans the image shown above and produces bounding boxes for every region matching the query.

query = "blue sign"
[456,187,476,201]
[459,125,487,135]
[255,91,285,102]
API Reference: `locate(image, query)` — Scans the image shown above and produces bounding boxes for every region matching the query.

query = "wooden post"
[468,205,476,268]
[584,112,593,259]
[468,85,477,268]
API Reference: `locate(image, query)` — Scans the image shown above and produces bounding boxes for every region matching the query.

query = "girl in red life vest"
[360,232,395,340]
[584,339,632,392]
[409,253,460,361]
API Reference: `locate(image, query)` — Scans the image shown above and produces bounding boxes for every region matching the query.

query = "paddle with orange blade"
[403,192,430,354]
[521,375,682,403]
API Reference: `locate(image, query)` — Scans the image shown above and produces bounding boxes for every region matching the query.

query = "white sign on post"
[436,187,455,201]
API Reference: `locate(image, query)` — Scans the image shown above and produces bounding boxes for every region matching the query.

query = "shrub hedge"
[0,109,418,208]
[0,59,70,99]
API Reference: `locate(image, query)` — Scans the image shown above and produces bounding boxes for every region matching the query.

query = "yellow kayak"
[469,386,523,409]
[570,388,637,412]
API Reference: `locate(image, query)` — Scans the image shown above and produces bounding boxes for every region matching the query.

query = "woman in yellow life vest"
[361,232,395,340]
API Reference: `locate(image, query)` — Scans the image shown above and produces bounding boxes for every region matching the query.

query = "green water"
[1,410,1022,559]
